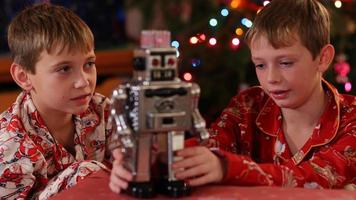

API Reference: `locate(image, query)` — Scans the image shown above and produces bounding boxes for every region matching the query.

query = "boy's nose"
[267,66,281,84]
[74,72,90,88]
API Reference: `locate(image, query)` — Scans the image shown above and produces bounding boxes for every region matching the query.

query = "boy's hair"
[7,3,94,74]
[245,0,330,59]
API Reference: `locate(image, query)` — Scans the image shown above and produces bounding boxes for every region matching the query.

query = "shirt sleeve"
[101,97,119,165]
[207,87,264,155]
[0,131,38,199]
[36,160,104,199]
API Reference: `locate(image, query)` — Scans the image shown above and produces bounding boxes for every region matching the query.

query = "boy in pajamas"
[0,3,117,199]
[110,0,355,193]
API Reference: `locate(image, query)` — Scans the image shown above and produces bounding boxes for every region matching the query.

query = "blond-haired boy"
[1,3,116,199]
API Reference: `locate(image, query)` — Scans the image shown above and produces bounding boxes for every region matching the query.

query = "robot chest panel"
[127,84,192,132]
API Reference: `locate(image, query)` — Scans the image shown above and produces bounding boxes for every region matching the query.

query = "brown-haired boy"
[110,0,355,192]
[1,3,116,199]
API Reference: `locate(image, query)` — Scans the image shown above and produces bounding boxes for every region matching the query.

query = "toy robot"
[109,30,209,198]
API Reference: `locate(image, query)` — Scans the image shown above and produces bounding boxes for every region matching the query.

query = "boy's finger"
[173,153,205,169]
[112,165,133,181]
[110,172,129,189]
[109,175,130,194]
[187,169,217,186]
[109,181,121,194]
[175,163,207,180]
[176,146,210,157]
[112,148,123,160]
[188,174,211,186]
[176,146,205,157]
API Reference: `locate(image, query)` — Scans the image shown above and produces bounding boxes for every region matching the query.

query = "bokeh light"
[190,36,198,44]
[232,38,240,46]
[209,18,218,27]
[235,28,244,36]
[241,18,253,28]
[345,82,352,92]
[221,8,229,17]
[183,73,192,81]
[334,0,342,8]
[209,38,217,46]
[263,1,270,6]
[171,40,179,48]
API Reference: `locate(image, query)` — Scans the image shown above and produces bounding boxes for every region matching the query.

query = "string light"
[221,8,229,17]
[198,33,206,41]
[334,0,342,8]
[171,40,180,48]
[231,38,240,46]
[183,73,192,81]
[190,36,198,44]
[191,58,201,68]
[230,0,241,9]
[209,18,218,27]
[263,1,270,6]
[209,38,217,46]
[241,18,253,28]
[235,28,244,36]
[345,82,352,92]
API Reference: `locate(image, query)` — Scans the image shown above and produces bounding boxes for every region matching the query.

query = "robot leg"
[158,131,190,197]
[126,133,156,198]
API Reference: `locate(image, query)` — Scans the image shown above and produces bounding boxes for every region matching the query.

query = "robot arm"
[191,83,209,142]
[110,84,135,148]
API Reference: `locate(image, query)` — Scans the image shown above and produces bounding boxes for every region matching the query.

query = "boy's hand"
[172,146,224,186]
[109,148,133,194]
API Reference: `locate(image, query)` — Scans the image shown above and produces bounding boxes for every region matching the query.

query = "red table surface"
[49,170,356,200]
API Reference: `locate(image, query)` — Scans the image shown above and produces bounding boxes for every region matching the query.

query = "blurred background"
[0,0,355,124]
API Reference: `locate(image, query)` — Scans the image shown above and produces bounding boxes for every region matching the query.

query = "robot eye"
[167,58,175,66]
[152,58,160,67]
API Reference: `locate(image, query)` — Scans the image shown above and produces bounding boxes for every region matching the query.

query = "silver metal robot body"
[110,46,208,189]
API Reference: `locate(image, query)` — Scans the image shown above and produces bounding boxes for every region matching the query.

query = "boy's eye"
[255,64,264,69]
[280,61,293,67]
[85,61,96,69]
[57,66,72,73]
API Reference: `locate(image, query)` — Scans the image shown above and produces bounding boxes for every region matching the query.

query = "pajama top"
[0,92,116,199]
[205,80,356,189]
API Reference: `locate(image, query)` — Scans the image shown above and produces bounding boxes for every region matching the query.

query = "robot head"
[133,30,179,82]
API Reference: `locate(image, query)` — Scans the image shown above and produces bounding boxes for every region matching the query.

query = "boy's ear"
[10,63,33,91]
[317,44,335,73]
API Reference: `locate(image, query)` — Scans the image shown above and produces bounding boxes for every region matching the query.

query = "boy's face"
[27,46,97,115]
[250,34,324,109]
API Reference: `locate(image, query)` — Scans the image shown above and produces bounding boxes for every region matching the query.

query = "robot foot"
[157,180,191,198]
[126,181,156,198]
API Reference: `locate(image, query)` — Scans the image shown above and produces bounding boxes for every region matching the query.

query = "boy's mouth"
[70,93,91,101]
[269,90,290,100]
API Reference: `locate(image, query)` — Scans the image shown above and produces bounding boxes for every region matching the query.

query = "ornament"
[333,53,351,84]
